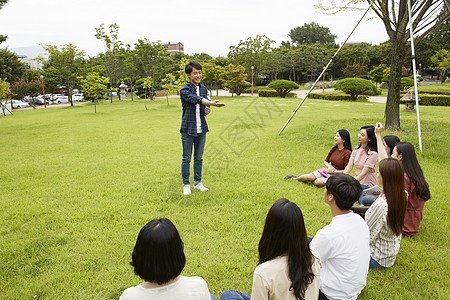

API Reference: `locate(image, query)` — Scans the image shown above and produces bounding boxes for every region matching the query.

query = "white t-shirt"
[310,212,370,300]
[250,248,322,300]
[196,86,202,133]
[119,276,211,300]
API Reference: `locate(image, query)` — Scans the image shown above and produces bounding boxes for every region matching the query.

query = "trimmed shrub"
[399,93,450,106]
[401,77,414,91]
[267,80,300,98]
[259,89,297,98]
[309,93,369,101]
[242,86,272,93]
[304,81,337,89]
[361,88,382,95]
[334,78,377,101]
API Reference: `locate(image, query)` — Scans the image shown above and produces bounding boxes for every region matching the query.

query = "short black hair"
[325,173,362,210]
[185,61,202,74]
[131,218,186,284]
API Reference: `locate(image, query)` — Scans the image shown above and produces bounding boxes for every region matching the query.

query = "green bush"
[361,88,382,95]
[309,93,369,101]
[399,92,450,106]
[401,77,414,91]
[243,86,272,93]
[259,89,297,98]
[267,80,300,98]
[334,78,377,101]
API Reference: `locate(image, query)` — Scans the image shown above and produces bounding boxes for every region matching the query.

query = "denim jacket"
[179,82,209,136]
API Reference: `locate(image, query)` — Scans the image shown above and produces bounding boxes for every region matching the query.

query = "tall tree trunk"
[385,37,407,130]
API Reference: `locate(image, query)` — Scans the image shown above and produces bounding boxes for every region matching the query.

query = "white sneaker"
[193,182,209,192]
[183,185,191,195]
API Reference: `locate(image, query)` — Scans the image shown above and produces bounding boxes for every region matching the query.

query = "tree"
[228,35,275,83]
[10,79,42,107]
[41,44,85,107]
[334,78,377,101]
[134,39,171,100]
[201,60,224,96]
[368,64,389,86]
[288,22,337,46]
[221,64,250,96]
[0,78,10,115]
[161,73,177,105]
[95,23,125,103]
[430,49,450,83]
[176,57,190,90]
[78,72,109,113]
[319,0,450,129]
[0,0,8,43]
[142,77,152,110]
[268,80,300,98]
[342,63,368,78]
[0,49,26,84]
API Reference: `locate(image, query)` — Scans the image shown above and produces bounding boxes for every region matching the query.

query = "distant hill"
[9,46,47,58]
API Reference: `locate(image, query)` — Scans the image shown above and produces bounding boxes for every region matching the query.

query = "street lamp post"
[251,66,254,96]
[40,75,47,108]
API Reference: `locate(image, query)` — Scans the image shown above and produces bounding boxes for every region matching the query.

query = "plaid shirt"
[179,82,209,136]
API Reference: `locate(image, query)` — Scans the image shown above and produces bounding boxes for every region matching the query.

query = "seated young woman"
[287,129,352,187]
[120,218,216,300]
[359,122,408,269]
[376,124,430,236]
[340,125,378,205]
[220,198,321,300]
[382,135,400,157]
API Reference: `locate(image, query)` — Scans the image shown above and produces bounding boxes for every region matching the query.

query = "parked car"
[34,96,46,105]
[55,96,69,104]
[2,100,30,108]
[72,93,84,102]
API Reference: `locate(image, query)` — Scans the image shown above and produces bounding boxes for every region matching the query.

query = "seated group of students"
[119,123,430,300]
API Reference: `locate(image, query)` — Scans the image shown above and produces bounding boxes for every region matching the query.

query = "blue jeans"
[211,294,218,300]
[220,290,250,300]
[369,256,385,269]
[181,132,206,185]
[359,184,378,206]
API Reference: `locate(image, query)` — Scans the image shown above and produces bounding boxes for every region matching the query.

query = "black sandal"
[284,175,296,179]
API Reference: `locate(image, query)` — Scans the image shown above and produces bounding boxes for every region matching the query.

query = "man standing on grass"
[180,61,225,195]
[310,173,370,300]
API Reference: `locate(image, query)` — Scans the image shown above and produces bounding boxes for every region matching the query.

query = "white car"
[55,96,69,104]
[2,100,30,108]
[72,94,84,102]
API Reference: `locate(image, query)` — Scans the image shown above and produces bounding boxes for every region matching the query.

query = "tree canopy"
[288,22,336,46]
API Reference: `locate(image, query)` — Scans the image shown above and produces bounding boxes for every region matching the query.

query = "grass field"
[0,96,449,299]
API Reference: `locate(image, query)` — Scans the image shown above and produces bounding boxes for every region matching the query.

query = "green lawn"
[0,96,449,299]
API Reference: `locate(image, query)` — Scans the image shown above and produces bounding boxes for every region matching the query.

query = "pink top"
[349,146,378,186]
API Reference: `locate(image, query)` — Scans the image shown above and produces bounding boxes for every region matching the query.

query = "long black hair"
[383,135,400,156]
[258,198,315,300]
[357,125,377,153]
[328,129,353,157]
[396,142,430,200]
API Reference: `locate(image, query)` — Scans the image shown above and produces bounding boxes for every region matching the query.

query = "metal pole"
[407,0,423,152]
[278,2,373,135]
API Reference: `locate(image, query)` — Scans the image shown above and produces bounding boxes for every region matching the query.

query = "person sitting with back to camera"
[310,173,370,300]
[120,218,216,300]
[375,123,430,236]
[220,198,322,300]
[285,129,352,187]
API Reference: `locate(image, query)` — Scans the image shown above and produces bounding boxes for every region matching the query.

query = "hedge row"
[309,93,368,101]
[243,86,272,93]
[259,89,297,98]
[411,93,449,106]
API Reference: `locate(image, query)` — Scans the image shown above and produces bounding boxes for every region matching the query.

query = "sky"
[0,0,390,58]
